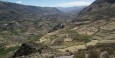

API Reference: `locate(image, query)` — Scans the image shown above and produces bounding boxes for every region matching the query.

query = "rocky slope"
[0,1,74,57]
[35,0,115,48]
[72,0,115,40]
[0,1,61,20]
[0,1,73,46]
[36,0,115,56]
[73,0,115,22]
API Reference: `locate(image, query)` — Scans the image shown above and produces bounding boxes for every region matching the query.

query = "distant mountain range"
[0,1,62,21]
[57,6,86,14]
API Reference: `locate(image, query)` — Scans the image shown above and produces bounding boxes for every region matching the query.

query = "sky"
[0,0,95,7]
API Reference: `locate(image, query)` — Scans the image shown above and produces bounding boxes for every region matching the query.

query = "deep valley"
[0,0,115,58]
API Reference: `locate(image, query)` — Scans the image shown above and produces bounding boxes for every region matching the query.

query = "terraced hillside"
[0,0,115,58]
[36,0,115,57]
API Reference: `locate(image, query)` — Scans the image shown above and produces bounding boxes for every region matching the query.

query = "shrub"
[107,48,114,55]
[88,49,100,58]
[68,33,91,43]
[73,52,85,58]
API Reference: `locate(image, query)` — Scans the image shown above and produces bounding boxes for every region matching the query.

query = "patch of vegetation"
[0,46,19,56]
[28,34,43,41]
[88,50,100,58]
[0,43,6,47]
[73,51,85,58]
[50,34,59,40]
[66,29,78,34]
[10,30,21,36]
[59,29,77,34]
[59,29,91,42]
[106,48,114,55]
[68,32,91,43]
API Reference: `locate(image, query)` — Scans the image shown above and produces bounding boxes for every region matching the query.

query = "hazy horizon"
[0,0,95,7]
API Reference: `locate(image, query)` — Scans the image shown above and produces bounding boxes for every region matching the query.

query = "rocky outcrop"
[13,42,63,58]
[48,24,65,33]
[13,42,43,57]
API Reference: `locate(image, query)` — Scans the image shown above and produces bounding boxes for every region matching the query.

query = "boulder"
[13,42,43,57]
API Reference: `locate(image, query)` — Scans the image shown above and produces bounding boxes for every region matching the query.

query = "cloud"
[16,0,22,4]
[57,1,93,7]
